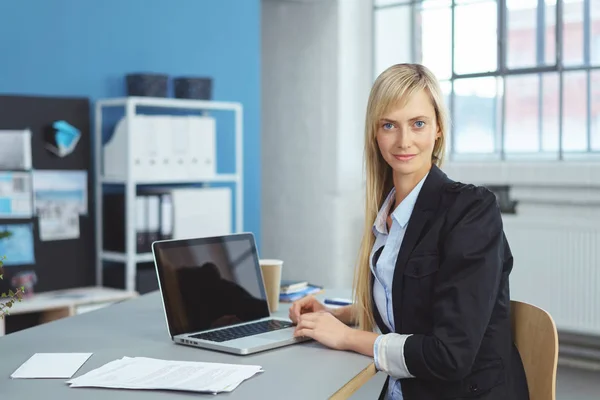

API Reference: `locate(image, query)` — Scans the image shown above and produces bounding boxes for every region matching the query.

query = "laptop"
[152,233,308,355]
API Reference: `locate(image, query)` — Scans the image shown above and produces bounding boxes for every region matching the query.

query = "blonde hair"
[352,63,449,332]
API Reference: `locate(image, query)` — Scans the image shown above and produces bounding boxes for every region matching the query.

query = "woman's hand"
[293,311,353,350]
[289,295,327,324]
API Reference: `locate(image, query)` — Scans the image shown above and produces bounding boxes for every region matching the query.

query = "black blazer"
[372,165,529,400]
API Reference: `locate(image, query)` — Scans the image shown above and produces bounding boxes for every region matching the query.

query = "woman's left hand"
[294,311,353,350]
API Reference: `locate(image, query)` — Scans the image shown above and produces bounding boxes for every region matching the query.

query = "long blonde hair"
[352,63,449,332]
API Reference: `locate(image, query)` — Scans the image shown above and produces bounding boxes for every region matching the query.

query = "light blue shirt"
[371,173,428,400]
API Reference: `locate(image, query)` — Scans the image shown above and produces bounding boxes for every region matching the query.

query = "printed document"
[67,356,263,394]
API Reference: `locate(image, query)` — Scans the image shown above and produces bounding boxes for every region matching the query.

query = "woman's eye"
[383,123,394,130]
[414,121,425,128]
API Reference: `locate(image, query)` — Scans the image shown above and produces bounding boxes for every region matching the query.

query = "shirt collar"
[373,172,429,234]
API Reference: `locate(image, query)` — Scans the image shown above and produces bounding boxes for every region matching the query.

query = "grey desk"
[0,290,377,399]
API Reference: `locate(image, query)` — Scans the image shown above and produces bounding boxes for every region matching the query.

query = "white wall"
[261,0,372,289]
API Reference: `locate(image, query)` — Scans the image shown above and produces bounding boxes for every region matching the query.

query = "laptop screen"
[152,233,270,337]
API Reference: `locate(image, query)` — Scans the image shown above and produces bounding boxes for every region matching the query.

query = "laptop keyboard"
[190,319,293,343]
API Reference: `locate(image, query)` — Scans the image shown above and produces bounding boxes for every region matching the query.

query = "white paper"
[67,356,262,394]
[11,353,93,379]
[38,210,80,241]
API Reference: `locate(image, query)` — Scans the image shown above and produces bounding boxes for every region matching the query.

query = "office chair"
[511,300,559,400]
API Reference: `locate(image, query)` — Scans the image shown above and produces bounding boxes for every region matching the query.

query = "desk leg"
[329,362,377,400]
[40,306,74,324]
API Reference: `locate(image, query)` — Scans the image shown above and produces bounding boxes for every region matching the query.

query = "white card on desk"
[11,353,93,379]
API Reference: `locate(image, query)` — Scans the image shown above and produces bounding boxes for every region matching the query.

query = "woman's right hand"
[289,295,327,324]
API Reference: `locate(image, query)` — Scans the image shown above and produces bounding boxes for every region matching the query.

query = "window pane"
[505,75,540,152]
[453,77,499,153]
[541,72,560,152]
[454,2,498,74]
[591,71,600,150]
[506,0,556,68]
[417,3,452,80]
[506,0,538,68]
[562,71,588,151]
[374,6,413,78]
[440,80,452,112]
[563,0,585,67]
[591,0,600,65]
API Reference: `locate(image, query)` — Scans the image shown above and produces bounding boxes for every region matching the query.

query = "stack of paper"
[66,357,263,394]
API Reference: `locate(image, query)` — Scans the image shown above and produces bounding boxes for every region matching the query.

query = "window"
[373,0,600,160]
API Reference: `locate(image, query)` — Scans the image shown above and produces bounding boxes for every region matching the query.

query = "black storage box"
[173,77,213,100]
[126,73,169,97]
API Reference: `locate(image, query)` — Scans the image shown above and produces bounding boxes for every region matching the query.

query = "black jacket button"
[469,384,479,392]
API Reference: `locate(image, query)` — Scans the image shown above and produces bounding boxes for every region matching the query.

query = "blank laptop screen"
[153,234,270,337]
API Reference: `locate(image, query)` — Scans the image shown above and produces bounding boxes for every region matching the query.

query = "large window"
[374,0,600,160]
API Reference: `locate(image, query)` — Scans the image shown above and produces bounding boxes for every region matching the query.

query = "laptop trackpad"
[255,328,295,341]
[225,328,295,348]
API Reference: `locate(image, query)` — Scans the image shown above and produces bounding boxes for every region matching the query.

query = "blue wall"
[0,0,262,247]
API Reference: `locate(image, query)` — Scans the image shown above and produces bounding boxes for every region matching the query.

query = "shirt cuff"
[373,333,415,379]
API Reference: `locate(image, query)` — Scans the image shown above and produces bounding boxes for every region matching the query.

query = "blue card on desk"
[279,284,323,303]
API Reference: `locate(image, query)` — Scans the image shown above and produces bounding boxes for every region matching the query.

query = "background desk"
[0,289,380,399]
[0,287,138,336]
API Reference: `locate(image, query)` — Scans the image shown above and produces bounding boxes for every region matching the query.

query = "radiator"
[502,215,600,337]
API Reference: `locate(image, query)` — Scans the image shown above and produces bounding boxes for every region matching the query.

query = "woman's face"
[376,89,440,180]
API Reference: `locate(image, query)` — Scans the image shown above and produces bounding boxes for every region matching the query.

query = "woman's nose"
[395,129,411,149]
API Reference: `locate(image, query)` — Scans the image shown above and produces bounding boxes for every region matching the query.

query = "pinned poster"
[0,129,32,170]
[0,172,33,218]
[32,170,86,242]
[0,223,35,266]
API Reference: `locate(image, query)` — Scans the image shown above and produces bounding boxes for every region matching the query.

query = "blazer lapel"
[393,208,433,278]
[391,165,450,327]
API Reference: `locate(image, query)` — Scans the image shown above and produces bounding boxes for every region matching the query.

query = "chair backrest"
[510,300,559,400]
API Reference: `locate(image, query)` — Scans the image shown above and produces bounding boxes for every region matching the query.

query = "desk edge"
[329,362,378,400]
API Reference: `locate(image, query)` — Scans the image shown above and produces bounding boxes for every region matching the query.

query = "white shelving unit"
[94,96,244,292]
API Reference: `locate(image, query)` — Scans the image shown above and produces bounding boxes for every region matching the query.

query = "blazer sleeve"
[403,187,506,381]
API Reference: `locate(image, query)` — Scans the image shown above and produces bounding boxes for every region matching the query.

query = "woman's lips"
[393,154,416,162]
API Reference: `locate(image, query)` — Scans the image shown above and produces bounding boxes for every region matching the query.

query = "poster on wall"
[0,223,35,266]
[32,170,87,241]
[0,172,33,218]
[0,129,32,170]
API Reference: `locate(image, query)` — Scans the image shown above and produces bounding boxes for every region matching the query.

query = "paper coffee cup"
[259,259,283,312]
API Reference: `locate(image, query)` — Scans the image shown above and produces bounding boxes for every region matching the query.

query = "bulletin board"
[0,94,94,295]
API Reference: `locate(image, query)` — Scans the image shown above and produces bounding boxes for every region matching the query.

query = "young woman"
[289,64,529,400]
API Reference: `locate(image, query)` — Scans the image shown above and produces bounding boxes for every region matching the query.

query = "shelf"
[101,251,154,263]
[95,96,244,292]
[96,96,242,112]
[101,174,239,185]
